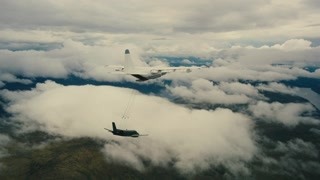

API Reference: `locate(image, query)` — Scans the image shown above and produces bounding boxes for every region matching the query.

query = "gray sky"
[1,0,320,48]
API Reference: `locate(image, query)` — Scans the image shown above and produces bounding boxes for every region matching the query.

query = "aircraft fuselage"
[105,122,140,137]
[112,129,140,137]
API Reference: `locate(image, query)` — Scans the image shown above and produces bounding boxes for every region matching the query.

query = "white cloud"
[249,101,319,126]
[257,83,320,110]
[0,39,143,82]
[165,64,317,83]
[0,49,69,78]
[146,58,170,67]
[219,82,260,98]
[0,72,32,85]
[1,80,257,174]
[257,138,320,179]
[271,39,312,51]
[162,39,320,83]
[181,59,193,64]
[222,39,320,66]
[166,79,263,105]
[257,82,298,94]
[0,35,319,87]
[275,139,318,158]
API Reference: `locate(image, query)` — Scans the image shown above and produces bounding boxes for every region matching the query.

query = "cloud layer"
[1,0,320,38]
[1,1,319,178]
[249,101,319,126]
[1,81,257,174]
[167,79,262,104]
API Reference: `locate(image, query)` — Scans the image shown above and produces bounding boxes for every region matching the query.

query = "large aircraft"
[106,49,203,81]
[104,122,147,138]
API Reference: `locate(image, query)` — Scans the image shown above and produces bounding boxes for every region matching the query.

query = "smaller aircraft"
[104,122,147,138]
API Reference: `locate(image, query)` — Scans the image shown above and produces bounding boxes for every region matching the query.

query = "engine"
[150,69,162,74]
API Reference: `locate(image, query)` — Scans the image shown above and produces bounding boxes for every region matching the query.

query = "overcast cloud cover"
[0,0,320,178]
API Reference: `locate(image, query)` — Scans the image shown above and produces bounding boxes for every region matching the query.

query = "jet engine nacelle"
[150,69,162,74]
[115,67,124,71]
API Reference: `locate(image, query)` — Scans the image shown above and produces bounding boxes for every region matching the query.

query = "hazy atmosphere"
[0,0,320,179]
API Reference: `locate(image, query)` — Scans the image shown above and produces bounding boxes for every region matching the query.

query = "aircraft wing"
[149,66,203,73]
[105,65,125,73]
[104,128,113,132]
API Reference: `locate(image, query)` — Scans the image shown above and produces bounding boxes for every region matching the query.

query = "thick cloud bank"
[249,101,319,126]
[1,81,256,174]
[0,38,319,87]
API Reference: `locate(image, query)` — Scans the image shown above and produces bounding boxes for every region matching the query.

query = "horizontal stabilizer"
[104,128,113,132]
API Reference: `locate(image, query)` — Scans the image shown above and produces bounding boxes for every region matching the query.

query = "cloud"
[257,82,298,95]
[257,83,320,110]
[165,65,316,85]
[310,128,320,135]
[146,58,170,67]
[0,1,319,177]
[257,138,320,179]
[0,40,143,82]
[0,49,70,78]
[166,78,263,105]
[234,40,320,66]
[1,80,257,174]
[0,0,319,48]
[219,81,260,98]
[161,39,320,84]
[0,134,10,171]
[102,139,175,171]
[249,101,319,127]
[1,0,319,39]
[275,139,318,158]
[0,72,32,85]
[0,134,11,158]
[181,59,194,65]
[271,39,312,51]
[0,36,319,88]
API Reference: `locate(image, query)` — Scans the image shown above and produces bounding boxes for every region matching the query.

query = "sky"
[1,0,320,49]
[0,0,320,178]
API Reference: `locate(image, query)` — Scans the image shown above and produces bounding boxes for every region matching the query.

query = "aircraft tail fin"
[112,122,117,131]
[124,49,134,73]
